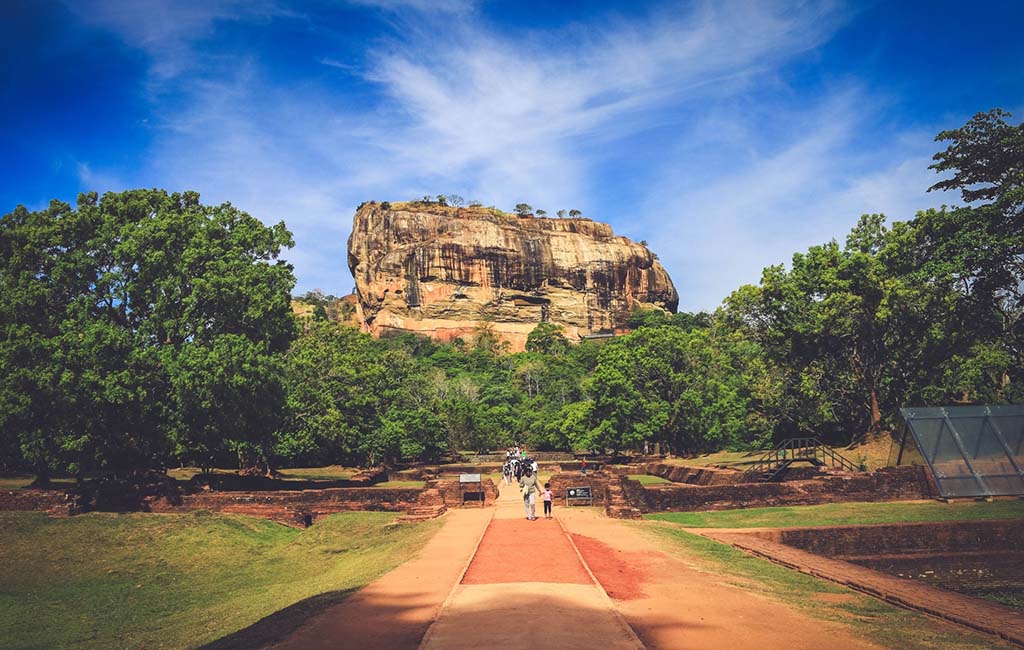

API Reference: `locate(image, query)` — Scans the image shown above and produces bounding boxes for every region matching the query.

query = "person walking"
[581,457,587,476]
[541,482,553,519]
[519,467,540,520]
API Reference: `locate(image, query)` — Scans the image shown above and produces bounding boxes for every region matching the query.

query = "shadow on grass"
[199,588,359,650]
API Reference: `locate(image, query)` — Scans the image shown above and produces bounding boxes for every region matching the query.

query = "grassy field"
[628,474,671,485]
[0,475,36,489]
[0,511,440,650]
[370,480,426,488]
[646,499,1024,528]
[166,466,359,482]
[648,525,1014,650]
[662,434,895,471]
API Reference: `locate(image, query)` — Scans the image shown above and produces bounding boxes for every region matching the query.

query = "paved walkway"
[418,484,644,650]
[270,507,492,650]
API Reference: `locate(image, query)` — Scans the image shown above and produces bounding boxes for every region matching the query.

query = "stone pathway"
[270,507,492,650]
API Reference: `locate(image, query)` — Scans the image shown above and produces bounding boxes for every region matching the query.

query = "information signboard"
[565,486,594,506]
[459,473,484,507]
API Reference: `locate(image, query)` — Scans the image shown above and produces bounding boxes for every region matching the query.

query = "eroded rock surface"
[347,202,678,351]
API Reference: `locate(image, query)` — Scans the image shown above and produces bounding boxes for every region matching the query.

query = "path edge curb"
[558,516,647,650]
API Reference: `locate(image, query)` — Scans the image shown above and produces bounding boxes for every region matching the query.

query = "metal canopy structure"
[894,405,1024,498]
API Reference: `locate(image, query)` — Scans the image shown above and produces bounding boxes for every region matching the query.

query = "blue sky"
[2,0,1022,311]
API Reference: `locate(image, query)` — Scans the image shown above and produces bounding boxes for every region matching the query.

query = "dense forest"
[1,110,1020,477]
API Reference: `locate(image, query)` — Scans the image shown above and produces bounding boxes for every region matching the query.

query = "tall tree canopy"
[0,190,295,477]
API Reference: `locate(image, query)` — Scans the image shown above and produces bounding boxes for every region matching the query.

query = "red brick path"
[460,518,591,585]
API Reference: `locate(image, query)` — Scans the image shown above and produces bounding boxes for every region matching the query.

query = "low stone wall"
[545,471,616,506]
[619,476,649,513]
[189,466,388,491]
[705,527,1024,647]
[464,451,575,463]
[434,478,499,507]
[754,519,1024,557]
[0,489,73,515]
[639,466,935,512]
[146,487,422,526]
[602,464,646,476]
[644,463,744,485]
[738,519,1024,631]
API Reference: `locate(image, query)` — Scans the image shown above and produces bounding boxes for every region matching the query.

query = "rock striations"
[347,201,678,351]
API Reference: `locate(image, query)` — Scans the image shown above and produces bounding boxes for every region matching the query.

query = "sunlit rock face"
[347,201,678,351]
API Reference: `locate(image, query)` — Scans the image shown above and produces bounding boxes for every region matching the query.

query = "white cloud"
[348,0,477,13]
[69,0,949,303]
[644,91,953,311]
[65,0,290,79]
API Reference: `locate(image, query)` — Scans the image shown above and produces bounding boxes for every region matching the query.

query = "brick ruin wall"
[0,489,74,515]
[751,518,1024,594]
[643,463,745,485]
[0,478,500,527]
[545,472,617,506]
[753,518,1024,557]
[144,487,423,526]
[434,478,499,507]
[463,451,576,463]
[630,465,936,513]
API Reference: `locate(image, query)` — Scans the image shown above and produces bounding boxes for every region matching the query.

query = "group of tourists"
[501,446,537,485]
[502,445,552,520]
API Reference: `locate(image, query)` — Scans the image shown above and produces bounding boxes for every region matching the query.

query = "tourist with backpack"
[519,467,540,520]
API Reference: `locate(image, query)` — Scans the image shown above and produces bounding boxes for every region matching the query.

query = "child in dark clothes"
[542,482,553,519]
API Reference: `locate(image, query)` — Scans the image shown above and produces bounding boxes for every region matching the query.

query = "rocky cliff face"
[347,201,678,351]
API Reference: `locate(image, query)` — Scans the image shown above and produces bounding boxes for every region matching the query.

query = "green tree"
[514,203,533,217]
[0,190,295,477]
[525,322,570,354]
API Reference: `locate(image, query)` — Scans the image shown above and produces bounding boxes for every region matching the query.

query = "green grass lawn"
[661,435,894,471]
[0,475,34,489]
[628,474,671,485]
[276,466,357,481]
[648,525,1013,650]
[0,510,440,650]
[370,480,426,488]
[646,499,1024,528]
[166,466,359,482]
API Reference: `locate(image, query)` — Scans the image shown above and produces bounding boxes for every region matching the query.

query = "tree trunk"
[869,386,882,433]
[30,466,51,488]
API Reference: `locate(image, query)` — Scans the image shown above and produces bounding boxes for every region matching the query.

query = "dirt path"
[267,481,916,650]
[269,507,492,650]
[557,506,882,650]
[419,483,643,650]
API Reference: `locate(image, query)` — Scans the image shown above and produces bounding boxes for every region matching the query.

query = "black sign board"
[566,486,592,499]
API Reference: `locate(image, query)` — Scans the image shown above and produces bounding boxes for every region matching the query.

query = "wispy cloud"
[64,0,950,305]
[348,0,477,13]
[357,1,851,210]
[646,90,949,310]
[66,0,290,79]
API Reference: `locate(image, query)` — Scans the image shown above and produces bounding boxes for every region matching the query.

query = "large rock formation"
[347,201,678,351]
